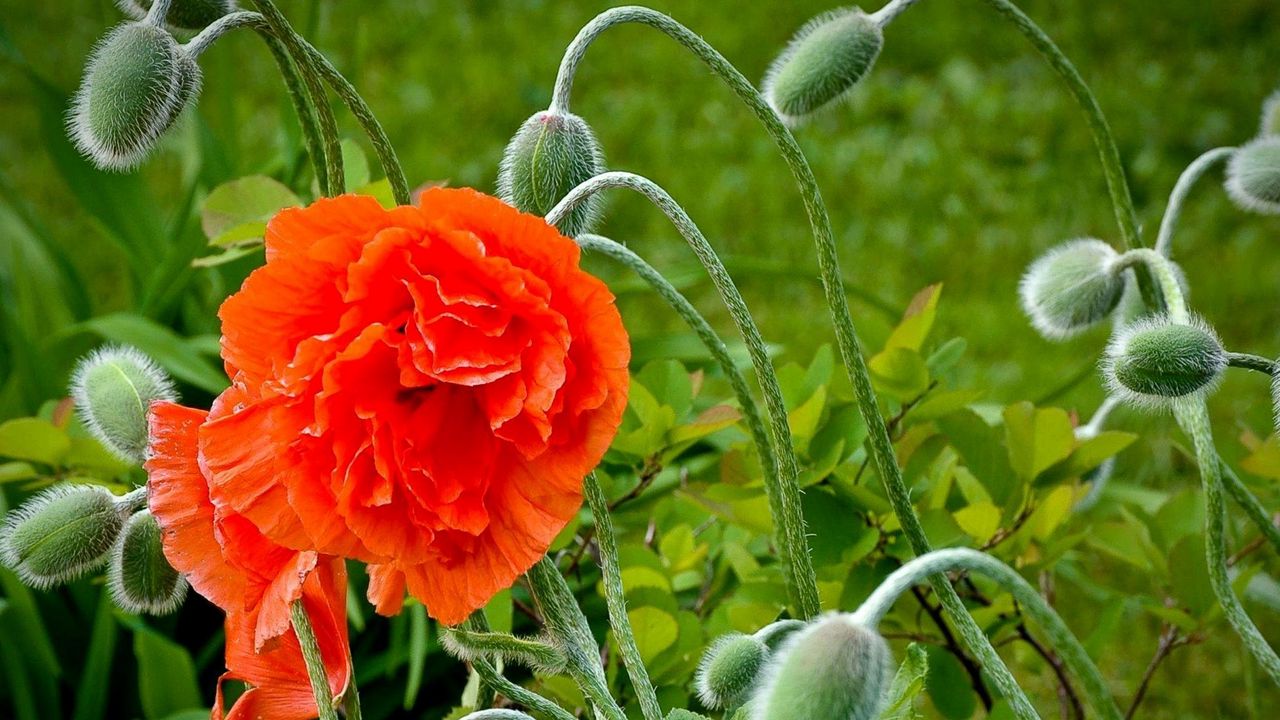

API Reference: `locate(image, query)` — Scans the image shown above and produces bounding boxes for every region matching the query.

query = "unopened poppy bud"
[117,0,239,31]
[0,485,129,588]
[71,346,177,463]
[667,712,712,720]
[1261,90,1280,137]
[1104,315,1226,408]
[697,633,769,710]
[749,613,892,720]
[1019,238,1125,339]
[497,109,605,237]
[1225,137,1280,215]
[69,23,199,171]
[763,8,883,126]
[109,510,187,615]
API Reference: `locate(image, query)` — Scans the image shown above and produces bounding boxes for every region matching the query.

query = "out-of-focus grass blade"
[403,603,428,710]
[0,570,63,718]
[132,622,203,720]
[0,596,38,720]
[69,313,228,394]
[72,589,119,720]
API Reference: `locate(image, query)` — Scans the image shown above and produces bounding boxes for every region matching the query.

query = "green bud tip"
[1104,315,1227,409]
[762,7,884,127]
[0,484,131,589]
[71,345,177,464]
[697,633,770,710]
[1225,137,1280,215]
[497,109,606,238]
[69,22,202,171]
[1018,238,1125,340]
[109,510,187,615]
[1261,88,1280,137]
[749,614,892,720]
[117,0,239,32]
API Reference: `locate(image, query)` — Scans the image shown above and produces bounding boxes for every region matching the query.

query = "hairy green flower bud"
[667,712,712,720]
[1226,137,1280,214]
[69,23,201,171]
[71,346,177,463]
[0,485,129,588]
[750,614,892,720]
[1019,238,1125,339]
[497,109,605,237]
[1104,315,1226,408]
[762,8,883,126]
[697,633,770,710]
[117,0,239,31]
[109,510,187,615]
[1262,89,1280,137]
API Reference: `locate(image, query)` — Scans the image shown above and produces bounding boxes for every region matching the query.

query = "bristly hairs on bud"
[71,345,177,464]
[68,22,202,171]
[696,633,770,710]
[117,0,239,32]
[1018,238,1126,340]
[497,109,606,238]
[749,613,893,720]
[108,509,188,615]
[0,484,136,589]
[1102,314,1227,410]
[1261,88,1280,137]
[1225,136,1280,215]
[762,7,884,127]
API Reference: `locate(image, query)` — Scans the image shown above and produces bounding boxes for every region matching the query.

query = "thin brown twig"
[1125,623,1192,720]
[911,585,994,711]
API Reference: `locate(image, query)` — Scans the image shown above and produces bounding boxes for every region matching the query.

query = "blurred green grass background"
[1,1,1279,717]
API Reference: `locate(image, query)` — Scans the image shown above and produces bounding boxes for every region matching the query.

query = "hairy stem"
[463,615,578,720]
[583,474,663,720]
[525,558,626,720]
[1227,352,1277,376]
[550,173,819,619]
[290,600,340,720]
[1221,461,1280,554]
[1155,147,1235,256]
[854,548,1123,720]
[549,7,1035,714]
[250,0,343,196]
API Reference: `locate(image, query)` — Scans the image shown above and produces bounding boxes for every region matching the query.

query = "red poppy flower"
[147,402,351,719]
[199,189,629,624]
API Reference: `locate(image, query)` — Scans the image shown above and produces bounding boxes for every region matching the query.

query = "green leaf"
[0,418,69,465]
[134,626,202,719]
[628,606,679,664]
[925,645,977,720]
[885,284,942,352]
[953,501,1001,543]
[1037,430,1137,487]
[75,313,228,394]
[878,643,929,720]
[72,591,119,720]
[0,460,38,483]
[1003,402,1074,482]
[869,348,930,401]
[937,410,1016,505]
[404,603,428,710]
[201,175,302,241]
[1168,535,1214,617]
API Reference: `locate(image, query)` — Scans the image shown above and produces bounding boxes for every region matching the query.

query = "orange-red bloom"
[147,402,350,719]
[201,189,629,624]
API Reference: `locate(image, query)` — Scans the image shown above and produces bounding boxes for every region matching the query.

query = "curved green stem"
[550,173,819,619]
[583,474,663,720]
[854,548,1123,720]
[463,616,577,720]
[1155,147,1235,257]
[525,558,626,720]
[442,627,567,672]
[576,232,779,561]
[1228,352,1277,376]
[290,600,340,720]
[182,13,329,196]
[1221,461,1280,555]
[549,8,1033,714]
[250,0,343,196]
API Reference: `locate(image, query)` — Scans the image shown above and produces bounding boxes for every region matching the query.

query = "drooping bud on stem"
[497,109,605,237]
[762,8,883,126]
[71,346,177,463]
[69,23,202,171]
[1019,238,1125,339]
[1225,137,1280,214]
[1104,315,1227,409]
[749,614,892,720]
[696,633,770,710]
[117,0,239,32]
[0,485,132,588]
[109,510,187,615]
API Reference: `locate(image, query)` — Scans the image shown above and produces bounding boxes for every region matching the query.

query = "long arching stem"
[1155,147,1235,256]
[550,173,819,619]
[290,600,340,720]
[548,10,1036,715]
[854,548,1123,720]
